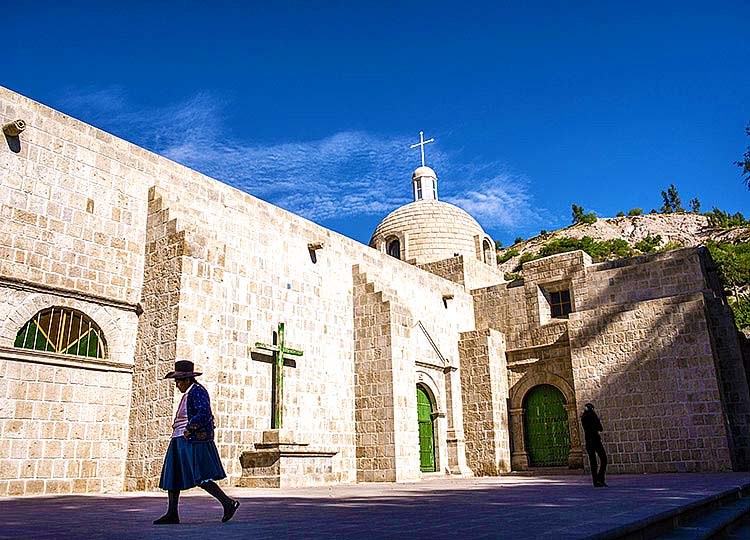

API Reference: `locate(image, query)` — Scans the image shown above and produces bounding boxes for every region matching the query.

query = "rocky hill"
[497,213,750,275]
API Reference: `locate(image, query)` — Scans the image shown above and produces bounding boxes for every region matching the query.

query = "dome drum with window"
[370,166,497,267]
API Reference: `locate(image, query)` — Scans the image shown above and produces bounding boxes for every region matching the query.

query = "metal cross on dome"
[409,131,435,167]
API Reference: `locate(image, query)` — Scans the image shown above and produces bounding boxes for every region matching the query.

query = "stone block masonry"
[0,358,132,495]
[1,86,480,492]
[2,84,749,496]
[569,294,733,473]
[459,328,511,475]
[125,190,185,491]
[353,267,399,482]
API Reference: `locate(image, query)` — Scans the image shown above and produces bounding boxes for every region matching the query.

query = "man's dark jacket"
[581,409,603,443]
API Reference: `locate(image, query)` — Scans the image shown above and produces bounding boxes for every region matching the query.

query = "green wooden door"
[417,386,436,472]
[523,384,570,467]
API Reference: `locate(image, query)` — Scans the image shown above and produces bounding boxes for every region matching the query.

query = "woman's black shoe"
[153,514,180,525]
[222,499,240,523]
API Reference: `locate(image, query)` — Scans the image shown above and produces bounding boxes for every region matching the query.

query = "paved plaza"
[1,473,749,540]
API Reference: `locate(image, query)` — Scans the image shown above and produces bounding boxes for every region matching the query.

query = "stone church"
[1,86,749,496]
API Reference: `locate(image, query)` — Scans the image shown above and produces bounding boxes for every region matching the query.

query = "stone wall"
[1,87,151,495]
[0,89,147,306]
[352,268,398,482]
[419,256,466,286]
[699,248,750,470]
[0,356,131,495]
[570,293,733,473]
[0,276,137,497]
[459,328,510,475]
[1,86,477,492]
[125,190,184,491]
[419,255,505,291]
[568,248,750,473]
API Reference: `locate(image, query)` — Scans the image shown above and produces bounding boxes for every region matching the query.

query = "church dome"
[370,199,494,265]
[412,166,436,179]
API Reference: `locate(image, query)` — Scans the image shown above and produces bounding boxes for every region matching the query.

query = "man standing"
[581,403,608,487]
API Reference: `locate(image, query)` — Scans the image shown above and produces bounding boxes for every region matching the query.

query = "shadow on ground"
[0,473,748,540]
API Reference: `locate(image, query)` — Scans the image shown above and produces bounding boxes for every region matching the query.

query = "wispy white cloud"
[444,176,539,230]
[57,87,544,235]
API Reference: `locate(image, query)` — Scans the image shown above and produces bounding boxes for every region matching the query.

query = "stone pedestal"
[445,429,474,476]
[565,404,583,469]
[510,408,529,470]
[238,429,338,488]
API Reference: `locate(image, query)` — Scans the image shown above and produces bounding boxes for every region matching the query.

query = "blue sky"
[5,1,750,247]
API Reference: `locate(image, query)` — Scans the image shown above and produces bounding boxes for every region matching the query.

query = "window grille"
[14,307,107,359]
[550,290,572,318]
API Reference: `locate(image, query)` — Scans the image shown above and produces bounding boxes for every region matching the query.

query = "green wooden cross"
[254,322,304,429]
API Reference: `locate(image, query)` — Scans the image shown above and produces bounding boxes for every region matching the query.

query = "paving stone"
[1,473,749,540]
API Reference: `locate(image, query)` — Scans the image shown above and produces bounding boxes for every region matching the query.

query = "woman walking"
[154,360,240,525]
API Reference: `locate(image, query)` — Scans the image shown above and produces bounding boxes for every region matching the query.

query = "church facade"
[1,86,748,496]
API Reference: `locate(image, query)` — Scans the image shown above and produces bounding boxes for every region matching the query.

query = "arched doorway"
[523,384,570,467]
[417,385,436,472]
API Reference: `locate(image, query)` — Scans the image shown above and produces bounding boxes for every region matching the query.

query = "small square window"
[550,290,572,318]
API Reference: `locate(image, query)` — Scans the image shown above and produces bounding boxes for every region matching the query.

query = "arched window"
[483,238,493,264]
[14,307,107,359]
[387,238,401,259]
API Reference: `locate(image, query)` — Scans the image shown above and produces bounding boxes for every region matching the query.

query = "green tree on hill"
[705,208,749,228]
[736,123,750,189]
[571,204,597,225]
[660,184,684,213]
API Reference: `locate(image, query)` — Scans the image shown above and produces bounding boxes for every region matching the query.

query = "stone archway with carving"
[508,371,583,470]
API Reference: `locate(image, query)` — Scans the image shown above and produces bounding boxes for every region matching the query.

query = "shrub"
[572,204,597,225]
[497,248,519,265]
[729,295,750,332]
[580,212,598,224]
[537,236,631,263]
[657,240,684,252]
[705,240,750,290]
[704,207,749,229]
[634,235,662,253]
[627,208,643,216]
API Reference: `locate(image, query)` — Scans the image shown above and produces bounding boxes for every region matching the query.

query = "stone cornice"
[0,346,133,373]
[0,275,141,314]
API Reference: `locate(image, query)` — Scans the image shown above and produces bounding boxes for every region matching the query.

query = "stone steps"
[656,496,750,539]
[587,484,750,540]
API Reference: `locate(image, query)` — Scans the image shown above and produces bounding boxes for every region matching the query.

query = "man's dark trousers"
[586,439,607,486]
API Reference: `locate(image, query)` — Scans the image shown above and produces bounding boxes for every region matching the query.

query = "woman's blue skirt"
[158,437,227,491]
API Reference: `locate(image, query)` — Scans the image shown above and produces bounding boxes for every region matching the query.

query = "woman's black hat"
[164,360,202,379]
